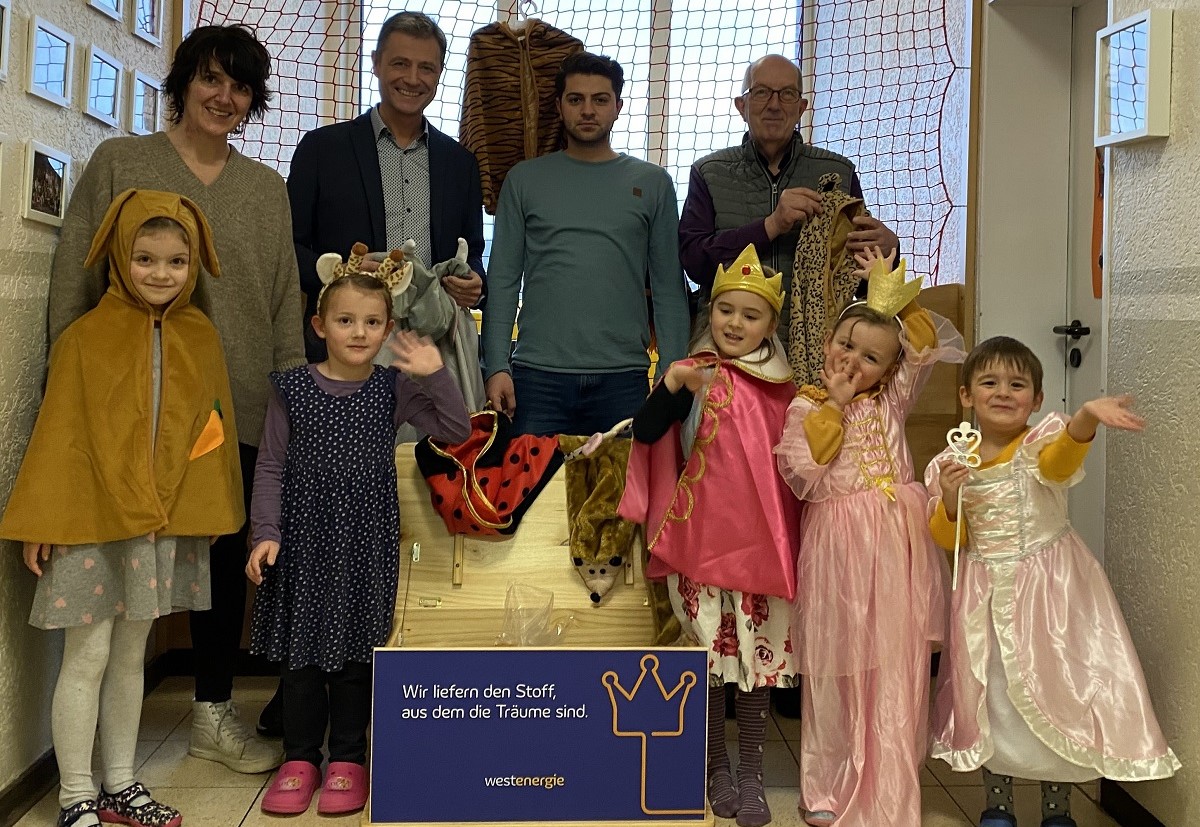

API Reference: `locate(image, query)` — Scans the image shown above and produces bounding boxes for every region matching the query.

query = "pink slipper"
[261,760,320,814]
[317,761,368,815]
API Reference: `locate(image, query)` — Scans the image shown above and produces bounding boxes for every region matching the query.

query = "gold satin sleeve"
[929,499,966,551]
[1039,429,1092,483]
[804,403,845,466]
[898,301,937,352]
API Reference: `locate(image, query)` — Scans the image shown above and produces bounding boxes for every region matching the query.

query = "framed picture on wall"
[180,0,194,38]
[133,0,163,46]
[27,17,74,108]
[0,0,13,83]
[129,70,161,135]
[23,140,71,227]
[88,0,123,23]
[85,45,123,127]
[1094,9,1173,146]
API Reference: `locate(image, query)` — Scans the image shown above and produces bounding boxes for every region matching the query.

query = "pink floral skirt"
[668,573,797,692]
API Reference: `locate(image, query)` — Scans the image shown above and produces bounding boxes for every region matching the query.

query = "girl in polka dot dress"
[0,190,243,827]
[246,270,470,816]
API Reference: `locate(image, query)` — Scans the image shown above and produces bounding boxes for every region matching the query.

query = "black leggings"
[281,662,372,767]
[190,442,256,702]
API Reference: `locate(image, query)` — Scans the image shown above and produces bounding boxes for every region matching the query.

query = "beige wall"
[0,0,171,793]
[1107,2,1199,825]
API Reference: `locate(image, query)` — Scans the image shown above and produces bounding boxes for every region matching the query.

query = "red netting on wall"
[192,0,361,169]
[194,0,968,284]
[804,0,970,285]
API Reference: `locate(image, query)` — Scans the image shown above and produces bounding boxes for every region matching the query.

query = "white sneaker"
[189,700,284,774]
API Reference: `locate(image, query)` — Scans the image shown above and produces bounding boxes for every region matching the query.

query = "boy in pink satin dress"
[926,336,1179,827]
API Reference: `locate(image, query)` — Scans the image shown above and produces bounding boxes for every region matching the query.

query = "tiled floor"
[15,677,1119,827]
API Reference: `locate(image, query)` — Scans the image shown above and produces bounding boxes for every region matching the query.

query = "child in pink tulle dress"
[774,248,962,827]
[926,336,1179,827]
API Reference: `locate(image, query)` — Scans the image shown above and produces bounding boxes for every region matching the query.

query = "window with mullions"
[804,0,971,285]
[356,0,800,269]
[357,0,798,183]
[197,0,967,283]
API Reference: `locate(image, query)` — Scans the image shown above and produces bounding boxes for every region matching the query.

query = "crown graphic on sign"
[601,654,697,737]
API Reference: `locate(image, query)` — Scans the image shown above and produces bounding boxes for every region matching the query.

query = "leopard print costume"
[787,172,868,387]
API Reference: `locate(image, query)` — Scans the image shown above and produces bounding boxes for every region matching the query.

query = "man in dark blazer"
[288,11,486,361]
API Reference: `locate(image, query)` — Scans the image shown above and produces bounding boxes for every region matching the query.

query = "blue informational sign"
[371,648,709,824]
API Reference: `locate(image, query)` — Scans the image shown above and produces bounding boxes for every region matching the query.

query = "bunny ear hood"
[0,191,243,545]
[85,188,221,312]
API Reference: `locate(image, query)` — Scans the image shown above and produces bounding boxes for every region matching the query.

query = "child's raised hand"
[389,330,444,377]
[937,458,971,519]
[663,362,708,394]
[22,542,51,577]
[852,245,897,279]
[1068,394,1145,442]
[1082,395,1145,432]
[821,364,857,408]
[246,540,280,586]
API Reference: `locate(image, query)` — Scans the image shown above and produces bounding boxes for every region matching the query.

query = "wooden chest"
[387,444,661,648]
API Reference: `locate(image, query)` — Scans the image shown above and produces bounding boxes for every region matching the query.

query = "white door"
[975,0,1108,557]
[1063,0,1109,557]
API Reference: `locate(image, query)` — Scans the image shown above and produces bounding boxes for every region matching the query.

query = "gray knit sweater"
[48,132,307,446]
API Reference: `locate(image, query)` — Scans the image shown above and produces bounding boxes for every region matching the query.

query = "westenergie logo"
[483,775,566,790]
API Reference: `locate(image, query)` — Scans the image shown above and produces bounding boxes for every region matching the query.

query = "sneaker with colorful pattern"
[97,782,181,827]
[57,800,100,827]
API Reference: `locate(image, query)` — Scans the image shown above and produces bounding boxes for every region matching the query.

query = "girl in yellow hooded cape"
[0,189,242,827]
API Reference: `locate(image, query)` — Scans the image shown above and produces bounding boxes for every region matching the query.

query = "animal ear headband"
[315,240,416,303]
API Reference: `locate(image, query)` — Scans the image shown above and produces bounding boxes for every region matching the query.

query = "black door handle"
[1052,320,1091,340]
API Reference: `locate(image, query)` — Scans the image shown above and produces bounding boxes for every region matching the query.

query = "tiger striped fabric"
[460,19,584,215]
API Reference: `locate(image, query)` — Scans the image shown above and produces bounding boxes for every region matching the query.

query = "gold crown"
[711,244,783,313]
[864,256,922,318]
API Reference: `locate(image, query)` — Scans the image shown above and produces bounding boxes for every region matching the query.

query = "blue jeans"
[511,365,649,436]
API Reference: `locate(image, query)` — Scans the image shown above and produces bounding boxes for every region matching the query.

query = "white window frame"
[27,17,75,109]
[85,44,124,127]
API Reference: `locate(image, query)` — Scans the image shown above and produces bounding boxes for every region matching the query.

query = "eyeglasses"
[743,85,802,105]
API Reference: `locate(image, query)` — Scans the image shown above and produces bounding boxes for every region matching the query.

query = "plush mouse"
[559,419,636,604]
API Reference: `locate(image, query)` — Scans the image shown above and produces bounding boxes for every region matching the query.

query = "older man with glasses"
[679,53,898,316]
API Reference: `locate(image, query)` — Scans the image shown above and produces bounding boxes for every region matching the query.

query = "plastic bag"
[496,582,573,646]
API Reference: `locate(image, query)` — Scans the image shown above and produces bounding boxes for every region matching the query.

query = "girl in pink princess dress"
[926,336,1179,827]
[621,244,800,827]
[774,247,963,827]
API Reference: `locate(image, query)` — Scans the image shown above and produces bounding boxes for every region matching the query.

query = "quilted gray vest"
[695,133,856,281]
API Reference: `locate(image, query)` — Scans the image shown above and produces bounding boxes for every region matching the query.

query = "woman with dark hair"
[48,23,303,789]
